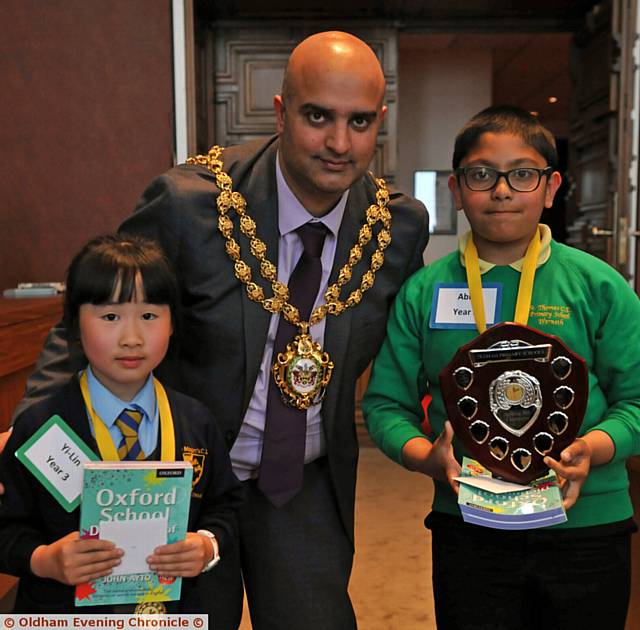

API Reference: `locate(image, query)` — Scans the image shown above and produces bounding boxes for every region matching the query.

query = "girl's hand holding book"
[30,531,123,585]
[146,531,213,577]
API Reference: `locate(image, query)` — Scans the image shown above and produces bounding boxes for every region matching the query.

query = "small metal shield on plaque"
[439,322,588,484]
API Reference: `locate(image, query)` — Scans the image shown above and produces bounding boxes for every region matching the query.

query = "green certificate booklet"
[457,457,566,530]
[75,461,193,607]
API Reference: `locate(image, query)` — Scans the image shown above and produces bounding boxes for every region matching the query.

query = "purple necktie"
[258,222,328,507]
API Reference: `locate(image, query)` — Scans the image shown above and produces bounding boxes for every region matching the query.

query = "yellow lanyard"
[79,371,176,461]
[464,226,541,334]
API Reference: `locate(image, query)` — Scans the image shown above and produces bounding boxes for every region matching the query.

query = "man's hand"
[545,437,592,510]
[30,531,123,585]
[146,532,212,578]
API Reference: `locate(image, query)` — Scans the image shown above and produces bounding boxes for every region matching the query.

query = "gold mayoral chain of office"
[187,145,392,410]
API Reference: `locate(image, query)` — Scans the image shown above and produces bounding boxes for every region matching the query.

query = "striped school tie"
[115,408,146,461]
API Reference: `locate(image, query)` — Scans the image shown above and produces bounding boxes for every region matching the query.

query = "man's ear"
[544,171,563,209]
[379,104,388,122]
[274,95,285,133]
[448,173,463,210]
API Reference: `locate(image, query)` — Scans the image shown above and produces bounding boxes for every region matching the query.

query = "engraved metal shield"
[439,322,588,484]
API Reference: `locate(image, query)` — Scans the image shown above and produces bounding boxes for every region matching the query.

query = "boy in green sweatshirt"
[363,106,640,630]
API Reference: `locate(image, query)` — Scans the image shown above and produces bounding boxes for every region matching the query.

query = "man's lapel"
[322,178,370,436]
[237,141,280,410]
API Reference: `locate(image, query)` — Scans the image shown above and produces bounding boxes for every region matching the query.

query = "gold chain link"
[187,145,392,331]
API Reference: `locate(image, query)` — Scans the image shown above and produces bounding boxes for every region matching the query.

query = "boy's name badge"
[15,415,98,512]
[430,282,502,329]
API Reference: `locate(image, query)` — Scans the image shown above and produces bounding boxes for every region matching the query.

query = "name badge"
[15,415,98,512]
[430,282,502,329]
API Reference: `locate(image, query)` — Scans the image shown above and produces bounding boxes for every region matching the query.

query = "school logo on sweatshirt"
[529,304,572,327]
[182,446,208,497]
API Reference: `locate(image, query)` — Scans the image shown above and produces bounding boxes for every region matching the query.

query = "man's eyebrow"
[298,103,377,119]
[299,103,333,115]
[350,111,377,120]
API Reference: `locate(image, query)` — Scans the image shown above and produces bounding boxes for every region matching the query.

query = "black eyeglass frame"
[455,166,554,192]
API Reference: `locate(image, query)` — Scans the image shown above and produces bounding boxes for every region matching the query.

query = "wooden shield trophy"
[439,322,588,484]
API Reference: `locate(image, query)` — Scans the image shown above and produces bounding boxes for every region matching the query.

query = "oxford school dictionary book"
[75,460,193,607]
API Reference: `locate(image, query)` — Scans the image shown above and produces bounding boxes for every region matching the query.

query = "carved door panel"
[566,0,637,276]
[198,23,398,181]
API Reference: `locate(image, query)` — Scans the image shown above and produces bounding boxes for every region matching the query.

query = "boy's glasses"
[456,166,553,192]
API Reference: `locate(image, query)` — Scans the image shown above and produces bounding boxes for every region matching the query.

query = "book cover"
[75,460,193,608]
[457,457,567,530]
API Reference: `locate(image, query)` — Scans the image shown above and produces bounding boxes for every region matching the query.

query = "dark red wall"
[0,0,175,290]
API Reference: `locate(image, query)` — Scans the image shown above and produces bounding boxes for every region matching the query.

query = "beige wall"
[397,41,492,263]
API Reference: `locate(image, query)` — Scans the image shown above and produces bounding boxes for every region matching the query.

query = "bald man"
[16,32,429,628]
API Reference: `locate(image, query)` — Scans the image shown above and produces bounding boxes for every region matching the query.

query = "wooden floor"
[350,447,436,629]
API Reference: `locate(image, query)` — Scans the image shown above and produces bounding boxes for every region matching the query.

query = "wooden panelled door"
[566,0,637,279]
[567,4,640,628]
[197,23,399,182]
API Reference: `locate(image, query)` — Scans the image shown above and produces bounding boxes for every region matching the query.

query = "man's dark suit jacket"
[19,135,429,542]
